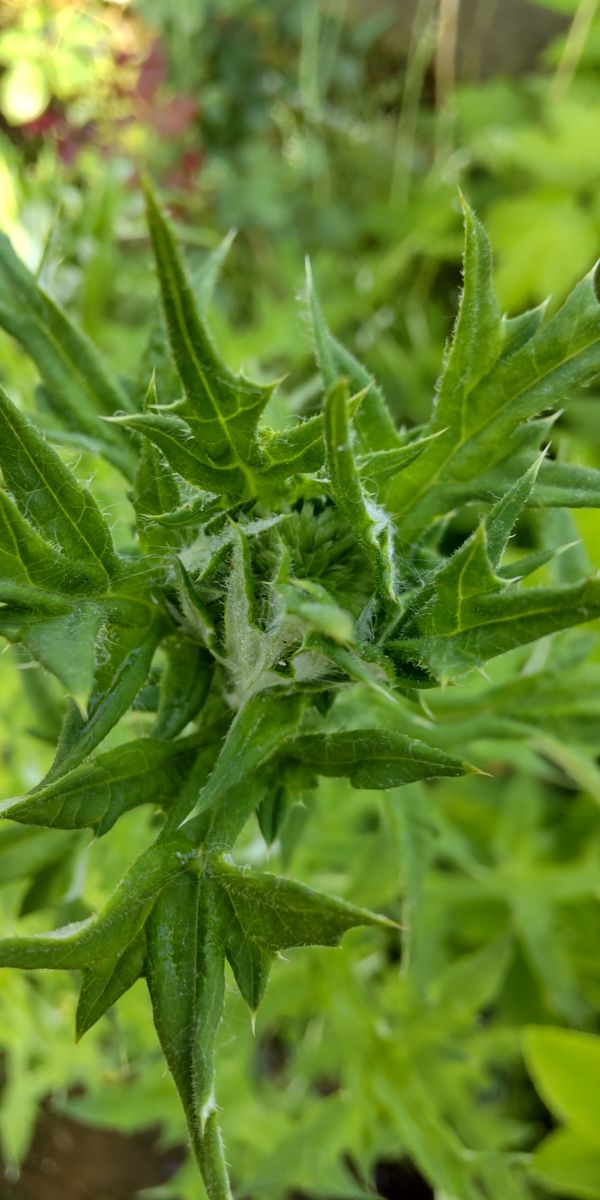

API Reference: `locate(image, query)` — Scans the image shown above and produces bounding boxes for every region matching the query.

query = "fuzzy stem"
[192,1112,234,1200]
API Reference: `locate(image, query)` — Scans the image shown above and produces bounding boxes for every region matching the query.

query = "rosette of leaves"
[0,185,599,1199]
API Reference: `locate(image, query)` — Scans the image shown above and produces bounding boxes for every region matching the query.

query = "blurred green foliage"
[0,1,599,1197]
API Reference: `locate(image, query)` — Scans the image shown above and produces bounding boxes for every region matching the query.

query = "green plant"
[524,1026,600,1198]
[0,186,599,1199]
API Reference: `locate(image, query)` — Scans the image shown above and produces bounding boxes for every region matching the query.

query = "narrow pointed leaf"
[0,736,197,833]
[147,873,203,1115]
[393,576,600,681]
[500,302,547,358]
[284,729,473,788]
[0,489,102,600]
[225,898,271,1012]
[0,836,196,970]
[147,873,231,1193]
[149,492,224,530]
[486,453,546,568]
[107,409,246,494]
[45,619,164,782]
[358,430,442,486]
[211,857,394,953]
[434,197,503,428]
[144,184,269,466]
[76,933,146,1038]
[187,690,307,837]
[306,259,398,451]
[131,383,183,550]
[533,460,600,508]
[0,387,118,577]
[497,544,570,581]
[260,415,325,480]
[135,229,236,410]
[324,378,395,601]
[23,605,103,709]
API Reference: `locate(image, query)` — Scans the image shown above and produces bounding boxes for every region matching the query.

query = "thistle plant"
[0,186,599,1199]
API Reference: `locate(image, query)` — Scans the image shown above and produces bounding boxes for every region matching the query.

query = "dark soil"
[0,1104,186,1200]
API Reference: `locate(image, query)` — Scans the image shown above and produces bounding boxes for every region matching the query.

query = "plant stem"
[194,1111,234,1200]
[434,0,460,111]
[434,0,460,162]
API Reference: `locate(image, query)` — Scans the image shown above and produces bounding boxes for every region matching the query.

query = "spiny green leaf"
[0,489,103,601]
[402,524,499,642]
[147,872,232,1193]
[224,896,271,1013]
[185,690,307,836]
[386,228,600,539]
[211,856,395,953]
[0,836,196,970]
[466,264,600,445]
[284,729,473,788]
[324,378,395,602]
[22,606,103,712]
[500,301,547,358]
[486,452,545,567]
[533,459,600,508]
[388,458,584,682]
[305,258,398,452]
[393,576,600,682]
[135,229,237,411]
[147,873,203,1117]
[76,933,146,1038]
[107,407,246,495]
[0,736,197,833]
[147,492,224,530]
[357,430,443,487]
[259,415,325,480]
[44,619,164,782]
[0,386,118,578]
[131,384,184,551]
[144,183,270,471]
[434,195,503,430]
